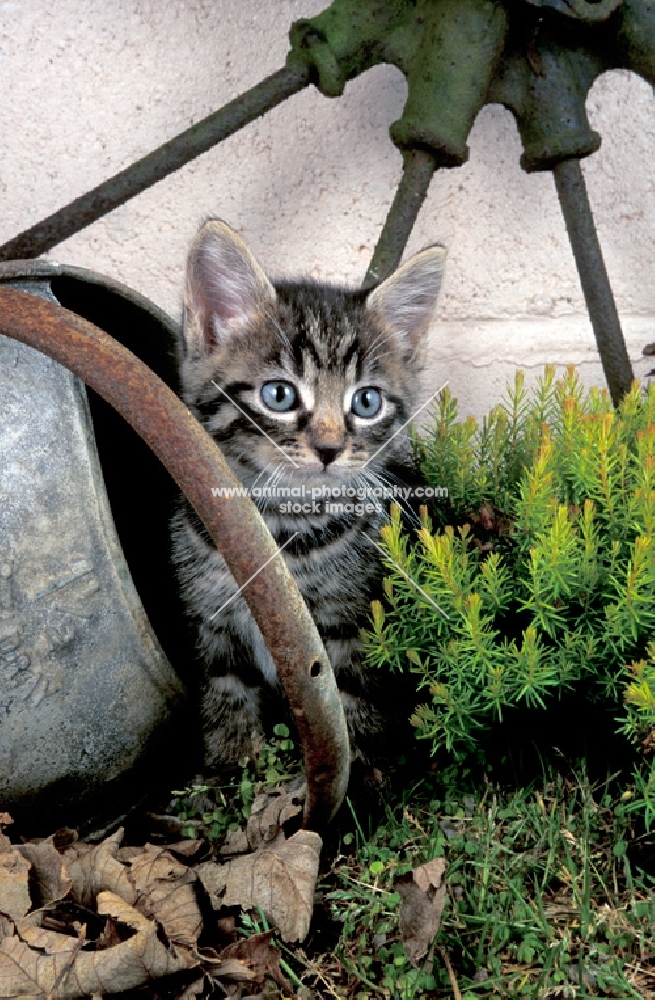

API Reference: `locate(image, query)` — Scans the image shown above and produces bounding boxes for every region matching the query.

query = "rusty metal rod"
[363,148,437,288]
[552,157,634,407]
[0,288,349,830]
[0,65,311,262]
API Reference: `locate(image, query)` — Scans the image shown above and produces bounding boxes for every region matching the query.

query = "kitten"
[171,220,445,771]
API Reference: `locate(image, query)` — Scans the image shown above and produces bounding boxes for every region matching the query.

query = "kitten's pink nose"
[311,414,345,467]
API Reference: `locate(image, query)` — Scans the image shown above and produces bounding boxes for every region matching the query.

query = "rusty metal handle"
[0,287,350,830]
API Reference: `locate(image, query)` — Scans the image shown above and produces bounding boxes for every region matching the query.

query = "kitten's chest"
[265,510,384,624]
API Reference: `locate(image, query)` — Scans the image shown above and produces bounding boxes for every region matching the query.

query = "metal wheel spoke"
[0,65,311,261]
[363,149,437,289]
[553,157,634,406]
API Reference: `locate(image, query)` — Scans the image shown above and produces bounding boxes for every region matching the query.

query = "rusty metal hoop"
[0,287,350,832]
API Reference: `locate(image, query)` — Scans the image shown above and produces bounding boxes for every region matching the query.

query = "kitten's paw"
[201,673,265,772]
[203,724,264,773]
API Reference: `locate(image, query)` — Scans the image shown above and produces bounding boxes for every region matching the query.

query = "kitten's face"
[181,221,445,488]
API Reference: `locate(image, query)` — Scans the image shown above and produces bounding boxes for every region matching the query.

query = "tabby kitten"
[171,220,445,771]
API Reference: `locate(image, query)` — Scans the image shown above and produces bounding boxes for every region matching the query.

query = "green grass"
[166,717,655,998]
[312,764,655,999]
[166,726,655,997]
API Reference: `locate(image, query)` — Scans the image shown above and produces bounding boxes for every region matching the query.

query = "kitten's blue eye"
[261,381,297,412]
[351,387,382,418]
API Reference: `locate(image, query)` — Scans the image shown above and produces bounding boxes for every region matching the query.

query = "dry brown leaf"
[14,920,81,955]
[64,829,135,907]
[239,993,285,1000]
[246,777,305,851]
[96,889,198,962]
[16,840,72,907]
[198,829,321,943]
[177,972,212,998]
[0,842,31,921]
[0,891,197,997]
[128,845,203,949]
[0,934,77,999]
[216,930,292,993]
[195,861,228,907]
[219,827,249,857]
[116,845,145,863]
[397,857,447,966]
[0,816,13,857]
[210,957,258,982]
[166,840,206,860]
[0,863,30,922]
[94,915,122,952]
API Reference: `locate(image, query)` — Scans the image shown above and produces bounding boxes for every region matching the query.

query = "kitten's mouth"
[298,461,348,477]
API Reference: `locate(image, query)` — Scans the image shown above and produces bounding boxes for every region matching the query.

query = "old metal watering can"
[0,263,187,835]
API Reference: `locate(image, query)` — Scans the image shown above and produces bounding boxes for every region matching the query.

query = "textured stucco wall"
[2,0,655,420]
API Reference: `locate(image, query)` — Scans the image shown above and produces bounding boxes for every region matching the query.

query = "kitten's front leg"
[196,596,275,772]
[201,672,263,771]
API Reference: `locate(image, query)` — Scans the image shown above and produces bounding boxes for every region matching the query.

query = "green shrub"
[364,367,655,800]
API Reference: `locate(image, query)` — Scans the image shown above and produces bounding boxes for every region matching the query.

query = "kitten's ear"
[184,220,275,352]
[365,245,446,363]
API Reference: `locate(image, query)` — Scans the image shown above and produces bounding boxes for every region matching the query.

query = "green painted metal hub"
[287,0,655,172]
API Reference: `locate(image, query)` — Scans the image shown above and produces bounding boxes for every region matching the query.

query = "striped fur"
[171,221,445,770]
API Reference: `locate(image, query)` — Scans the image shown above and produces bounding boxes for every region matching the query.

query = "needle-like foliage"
[364,367,655,821]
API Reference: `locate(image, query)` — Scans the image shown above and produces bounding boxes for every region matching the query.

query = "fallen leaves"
[0,798,457,999]
[0,829,201,999]
[198,830,321,943]
[128,845,202,948]
[0,789,322,998]
[65,830,135,907]
[397,857,447,966]
[246,776,305,851]
[0,816,31,921]
[210,931,293,993]
[1,893,194,998]
[15,839,73,908]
